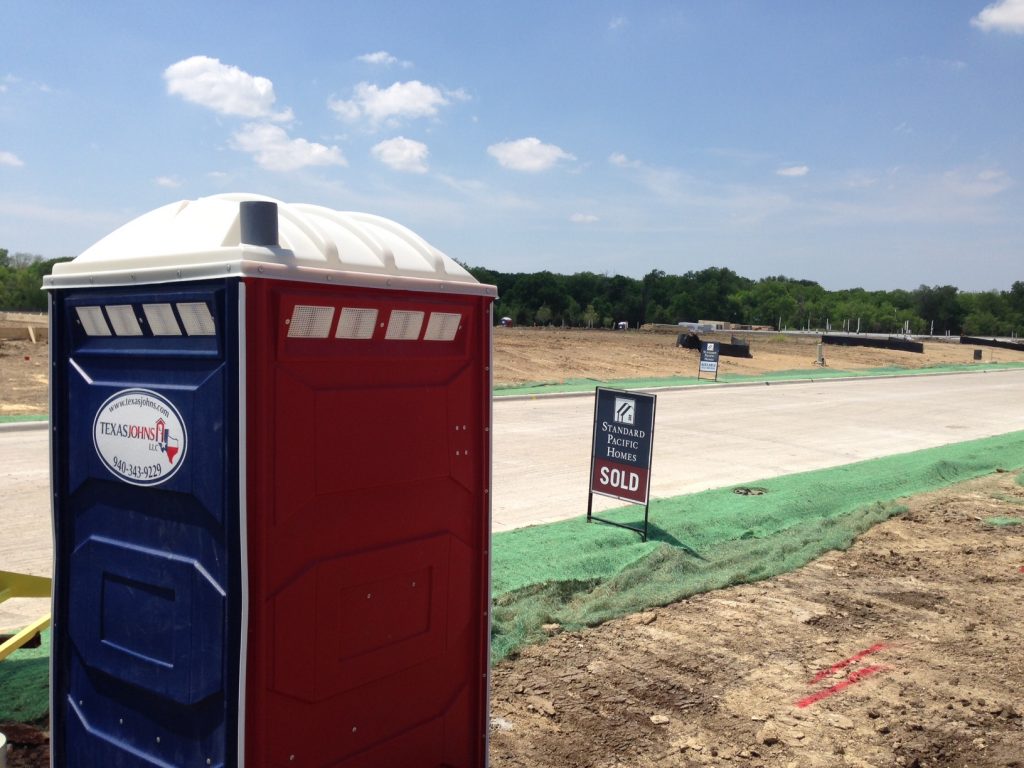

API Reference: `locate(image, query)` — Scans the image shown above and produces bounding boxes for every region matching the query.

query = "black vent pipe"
[239,201,279,247]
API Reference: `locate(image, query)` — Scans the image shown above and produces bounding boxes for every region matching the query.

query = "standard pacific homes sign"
[698,341,721,381]
[588,387,657,540]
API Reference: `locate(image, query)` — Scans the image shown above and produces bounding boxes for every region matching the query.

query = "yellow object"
[0,570,52,662]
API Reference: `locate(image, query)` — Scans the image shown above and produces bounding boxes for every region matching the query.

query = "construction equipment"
[0,570,51,662]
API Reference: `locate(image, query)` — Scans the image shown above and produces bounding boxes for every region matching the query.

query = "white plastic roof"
[44,193,494,296]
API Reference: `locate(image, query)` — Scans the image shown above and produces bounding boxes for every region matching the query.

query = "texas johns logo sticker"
[93,389,188,486]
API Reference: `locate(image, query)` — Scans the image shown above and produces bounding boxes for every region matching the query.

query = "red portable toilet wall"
[45,194,496,768]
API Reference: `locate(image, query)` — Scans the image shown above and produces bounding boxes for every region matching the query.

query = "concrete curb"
[0,420,48,433]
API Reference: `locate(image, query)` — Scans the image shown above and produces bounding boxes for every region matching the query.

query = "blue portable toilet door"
[51,280,242,767]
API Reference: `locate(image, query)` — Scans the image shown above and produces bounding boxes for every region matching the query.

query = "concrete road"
[0,425,50,631]
[3,369,1024,628]
[491,369,1024,530]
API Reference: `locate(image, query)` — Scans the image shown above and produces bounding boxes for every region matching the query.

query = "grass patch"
[983,516,1022,527]
[0,414,47,424]
[0,630,50,722]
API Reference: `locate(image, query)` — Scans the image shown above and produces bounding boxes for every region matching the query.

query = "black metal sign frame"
[587,387,657,541]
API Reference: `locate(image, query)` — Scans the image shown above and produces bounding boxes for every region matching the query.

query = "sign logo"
[614,397,636,425]
[93,389,188,486]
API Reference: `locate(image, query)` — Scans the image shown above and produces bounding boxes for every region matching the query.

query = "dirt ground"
[2,330,1023,767]
[0,340,48,416]
[491,327,1024,387]
[3,329,1022,416]
[490,471,1024,768]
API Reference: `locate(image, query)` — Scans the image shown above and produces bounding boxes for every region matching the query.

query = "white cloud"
[487,137,575,172]
[972,0,1024,32]
[437,174,487,194]
[1,75,51,94]
[777,165,810,177]
[230,123,347,172]
[609,152,641,169]
[0,151,24,168]
[329,80,462,127]
[164,55,293,121]
[570,213,599,223]
[941,167,1013,198]
[154,176,182,188]
[358,51,397,65]
[608,152,683,197]
[0,199,120,227]
[609,16,627,30]
[357,51,412,68]
[371,136,429,173]
[329,99,362,122]
[843,171,879,189]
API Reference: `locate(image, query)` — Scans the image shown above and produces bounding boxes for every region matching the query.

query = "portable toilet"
[44,193,496,767]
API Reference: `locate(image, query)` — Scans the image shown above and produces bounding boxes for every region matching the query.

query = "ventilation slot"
[177,302,217,336]
[385,310,424,341]
[75,306,111,337]
[287,305,335,339]
[143,304,182,336]
[424,312,462,341]
[336,308,378,340]
[105,305,143,336]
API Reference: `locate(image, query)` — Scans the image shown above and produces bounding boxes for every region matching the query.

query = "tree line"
[2,248,1021,337]
[0,249,71,312]
[467,265,1024,337]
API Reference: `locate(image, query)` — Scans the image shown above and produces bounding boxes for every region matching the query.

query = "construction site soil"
[4,329,1023,416]
[2,329,1023,767]
[490,471,1024,768]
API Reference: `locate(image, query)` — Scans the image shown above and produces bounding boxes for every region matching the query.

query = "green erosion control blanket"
[493,362,1024,398]
[491,431,1024,662]
[0,414,47,424]
[0,629,50,723]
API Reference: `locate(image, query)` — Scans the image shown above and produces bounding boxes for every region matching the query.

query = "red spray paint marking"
[1018,566,1024,574]
[809,643,887,685]
[796,665,887,709]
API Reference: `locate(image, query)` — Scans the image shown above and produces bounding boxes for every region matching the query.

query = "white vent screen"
[287,305,335,338]
[105,305,143,336]
[143,303,182,336]
[385,310,424,340]
[424,312,462,341]
[336,307,378,340]
[75,306,111,336]
[177,302,217,336]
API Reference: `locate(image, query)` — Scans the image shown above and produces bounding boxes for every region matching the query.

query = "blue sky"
[1,1,1022,291]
